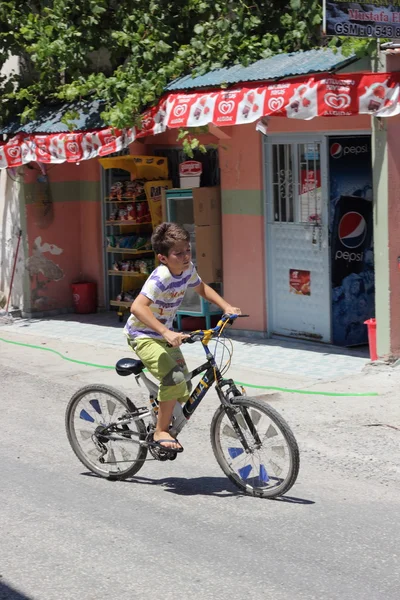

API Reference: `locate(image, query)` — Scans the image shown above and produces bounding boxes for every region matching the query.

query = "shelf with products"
[106,247,154,255]
[101,154,172,321]
[104,196,147,204]
[108,270,148,277]
[105,221,153,227]
[109,300,133,308]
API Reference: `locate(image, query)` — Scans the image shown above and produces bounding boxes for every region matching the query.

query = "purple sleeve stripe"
[166,274,192,289]
[151,273,192,291]
[154,277,168,292]
[188,278,201,288]
[140,291,156,302]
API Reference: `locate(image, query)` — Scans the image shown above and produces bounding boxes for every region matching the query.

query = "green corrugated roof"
[166,48,356,91]
[0,100,106,135]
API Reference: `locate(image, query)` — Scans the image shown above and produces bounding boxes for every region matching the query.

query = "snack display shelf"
[105,197,148,203]
[108,270,147,277]
[106,247,153,254]
[101,156,171,322]
[105,221,152,226]
[109,300,133,308]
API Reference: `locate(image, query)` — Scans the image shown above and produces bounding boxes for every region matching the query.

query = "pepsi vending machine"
[329,136,375,346]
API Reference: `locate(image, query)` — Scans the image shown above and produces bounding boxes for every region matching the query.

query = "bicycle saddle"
[115,358,145,377]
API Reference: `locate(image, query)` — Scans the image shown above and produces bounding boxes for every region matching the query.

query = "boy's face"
[159,240,191,275]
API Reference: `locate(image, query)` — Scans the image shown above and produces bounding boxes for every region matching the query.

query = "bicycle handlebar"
[182,313,250,344]
[166,314,249,347]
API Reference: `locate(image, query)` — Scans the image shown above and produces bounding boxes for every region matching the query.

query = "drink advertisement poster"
[324,1,400,39]
[329,135,374,346]
[290,270,311,296]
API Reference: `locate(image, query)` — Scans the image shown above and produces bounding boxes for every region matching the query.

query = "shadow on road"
[0,581,34,600]
[82,471,314,503]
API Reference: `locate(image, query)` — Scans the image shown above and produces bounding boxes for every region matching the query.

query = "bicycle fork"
[218,384,263,453]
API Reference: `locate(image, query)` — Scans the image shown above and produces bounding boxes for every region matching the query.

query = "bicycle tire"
[210,396,300,498]
[66,384,148,480]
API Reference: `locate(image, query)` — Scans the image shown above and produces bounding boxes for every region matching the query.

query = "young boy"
[124,222,241,451]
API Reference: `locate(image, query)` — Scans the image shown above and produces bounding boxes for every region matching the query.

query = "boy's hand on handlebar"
[163,330,189,347]
[223,305,242,316]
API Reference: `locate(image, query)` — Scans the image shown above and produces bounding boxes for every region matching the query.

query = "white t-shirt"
[124,262,201,340]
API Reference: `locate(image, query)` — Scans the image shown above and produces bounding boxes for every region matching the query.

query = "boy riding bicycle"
[125,222,241,452]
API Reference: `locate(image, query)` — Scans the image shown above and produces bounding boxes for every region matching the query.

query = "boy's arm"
[193,281,241,315]
[130,294,187,347]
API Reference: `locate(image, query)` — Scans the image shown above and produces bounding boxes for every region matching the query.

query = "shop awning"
[140,72,400,136]
[1,69,400,169]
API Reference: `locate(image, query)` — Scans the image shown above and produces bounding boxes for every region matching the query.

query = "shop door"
[265,136,331,343]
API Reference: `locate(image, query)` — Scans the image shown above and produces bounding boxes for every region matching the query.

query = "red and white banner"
[0,127,136,169]
[138,72,400,136]
[2,72,400,168]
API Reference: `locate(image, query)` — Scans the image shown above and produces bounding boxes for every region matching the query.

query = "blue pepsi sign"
[329,135,375,346]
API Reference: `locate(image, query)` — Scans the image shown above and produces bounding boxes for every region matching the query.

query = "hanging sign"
[324,1,400,39]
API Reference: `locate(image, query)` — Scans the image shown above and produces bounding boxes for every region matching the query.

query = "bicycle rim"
[211,397,300,498]
[66,384,147,480]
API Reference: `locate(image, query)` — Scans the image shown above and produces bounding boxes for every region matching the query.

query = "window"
[271,141,322,224]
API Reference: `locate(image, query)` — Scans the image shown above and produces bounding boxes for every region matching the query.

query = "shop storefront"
[264,131,374,346]
[3,47,400,356]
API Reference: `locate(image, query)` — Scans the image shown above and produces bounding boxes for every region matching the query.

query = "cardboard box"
[193,187,221,227]
[195,224,222,283]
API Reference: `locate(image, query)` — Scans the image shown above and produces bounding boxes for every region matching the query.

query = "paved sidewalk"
[0,312,370,381]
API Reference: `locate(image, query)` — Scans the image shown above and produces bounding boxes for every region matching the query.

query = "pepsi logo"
[339,212,367,249]
[330,143,343,159]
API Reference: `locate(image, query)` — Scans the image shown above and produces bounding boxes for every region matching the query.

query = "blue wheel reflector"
[238,464,252,480]
[228,447,244,459]
[259,464,269,483]
[80,409,95,423]
[89,399,102,414]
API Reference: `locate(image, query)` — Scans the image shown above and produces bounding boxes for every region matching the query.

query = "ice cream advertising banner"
[4,72,400,169]
[329,135,374,347]
[324,1,400,39]
[136,72,400,139]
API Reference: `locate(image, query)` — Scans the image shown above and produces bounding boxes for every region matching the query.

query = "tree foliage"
[0,0,375,131]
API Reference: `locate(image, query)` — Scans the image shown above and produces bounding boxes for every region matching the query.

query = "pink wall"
[219,124,266,332]
[24,158,103,314]
[268,114,371,133]
[26,201,81,312]
[222,214,266,327]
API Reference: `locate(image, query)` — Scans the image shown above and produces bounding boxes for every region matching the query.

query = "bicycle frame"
[107,316,252,449]
[135,336,235,427]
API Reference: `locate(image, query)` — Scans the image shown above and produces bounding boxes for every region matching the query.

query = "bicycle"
[65,314,300,498]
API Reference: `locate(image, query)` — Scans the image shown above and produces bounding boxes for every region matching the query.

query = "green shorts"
[127,337,190,403]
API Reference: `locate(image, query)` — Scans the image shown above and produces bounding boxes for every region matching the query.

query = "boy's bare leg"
[154,399,181,449]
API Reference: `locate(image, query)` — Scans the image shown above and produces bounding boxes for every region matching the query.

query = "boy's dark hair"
[151,222,190,256]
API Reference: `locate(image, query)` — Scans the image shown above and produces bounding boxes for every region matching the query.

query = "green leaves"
[0,1,377,132]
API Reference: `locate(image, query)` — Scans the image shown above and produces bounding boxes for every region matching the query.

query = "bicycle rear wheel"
[211,397,300,498]
[66,384,147,480]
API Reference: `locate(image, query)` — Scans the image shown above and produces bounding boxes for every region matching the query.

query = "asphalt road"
[1,348,399,600]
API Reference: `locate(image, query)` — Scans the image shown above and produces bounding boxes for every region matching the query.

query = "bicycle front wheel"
[66,384,148,480]
[211,397,300,498]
